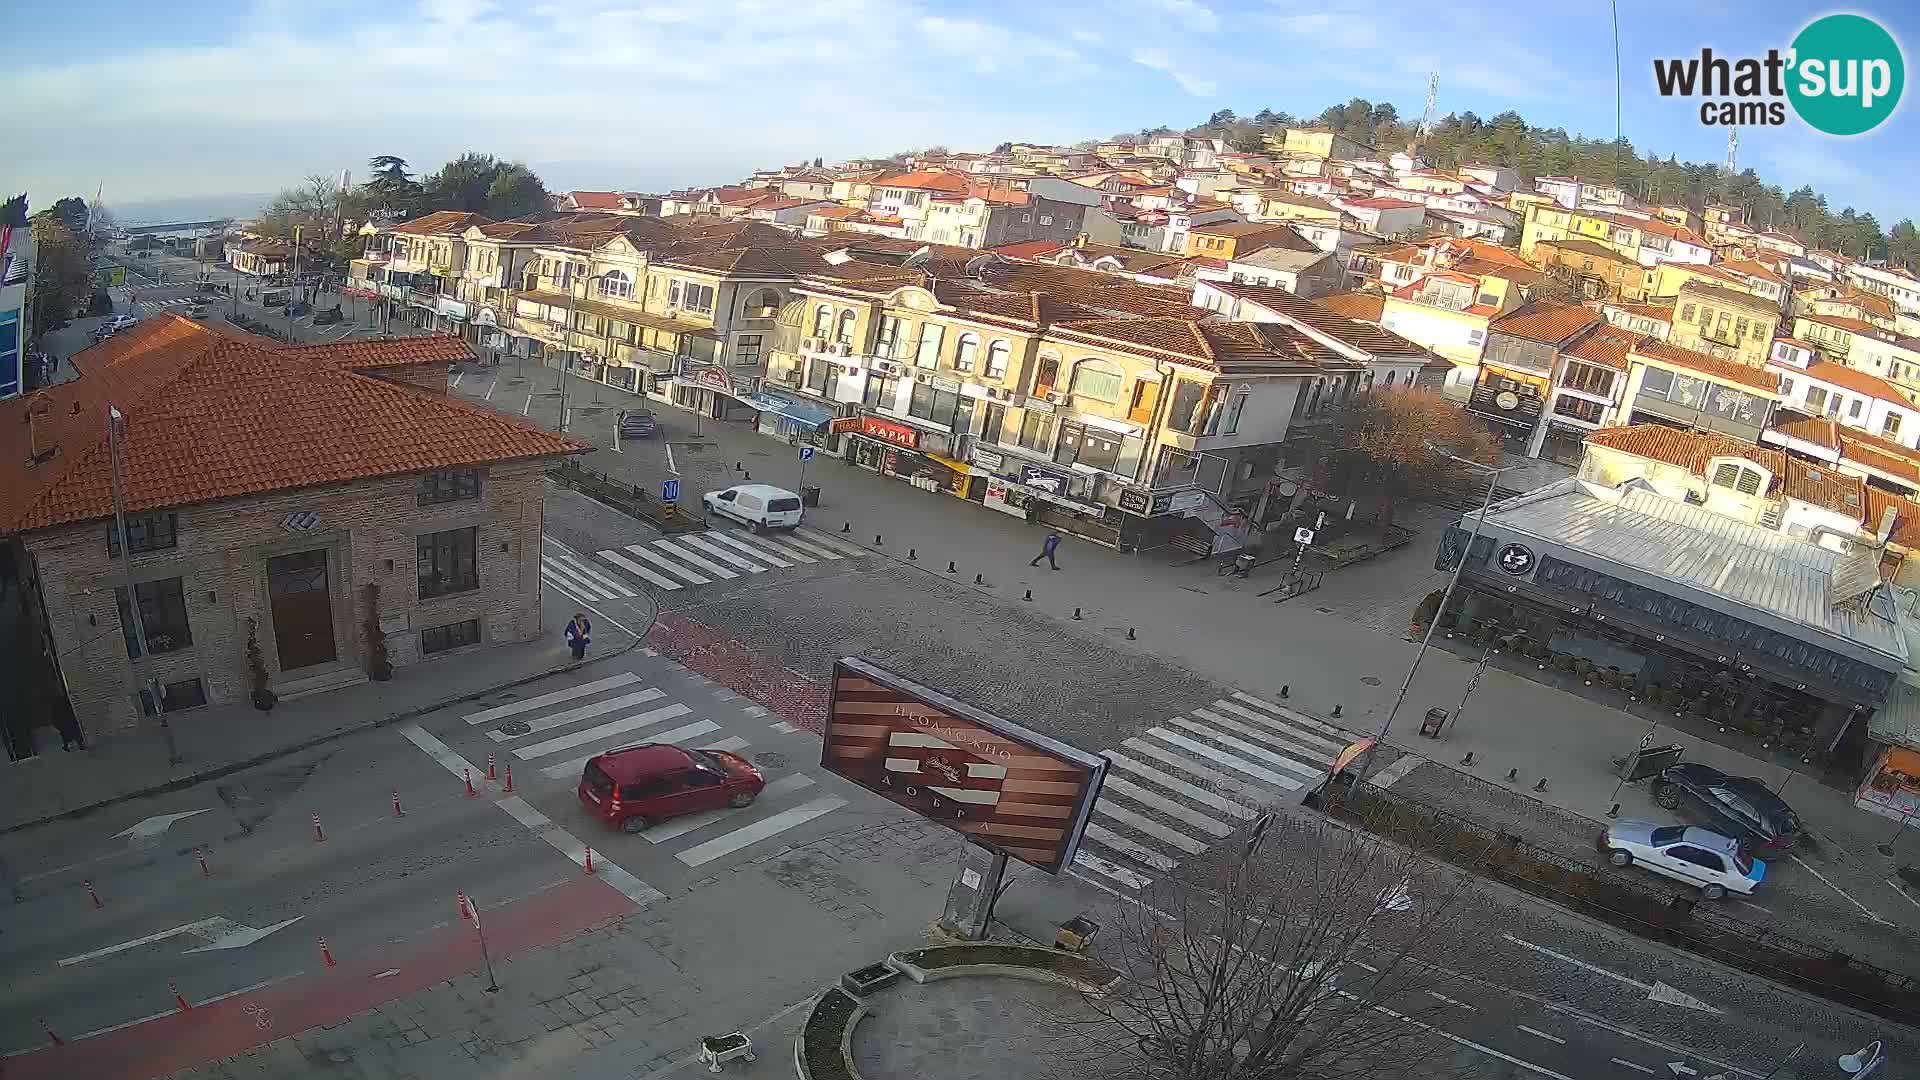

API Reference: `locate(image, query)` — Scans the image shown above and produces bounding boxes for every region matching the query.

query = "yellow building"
[1669,281,1779,366]
[1273,128,1375,161]
[1183,221,1309,260]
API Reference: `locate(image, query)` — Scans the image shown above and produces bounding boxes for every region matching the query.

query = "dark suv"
[1652,762,1801,852]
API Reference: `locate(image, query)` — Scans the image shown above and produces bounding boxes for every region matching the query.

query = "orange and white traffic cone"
[171,980,193,1011]
[458,892,473,922]
[584,847,596,875]
[319,938,337,968]
[502,765,515,794]
[40,1019,63,1047]
[464,769,477,798]
[195,848,211,878]
[392,789,404,817]
[311,813,326,843]
[486,753,497,782]
[84,879,103,909]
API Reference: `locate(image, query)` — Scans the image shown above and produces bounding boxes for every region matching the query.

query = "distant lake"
[107,193,272,226]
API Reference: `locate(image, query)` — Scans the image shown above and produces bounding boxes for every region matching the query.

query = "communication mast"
[1724,126,1738,177]
[1408,72,1439,158]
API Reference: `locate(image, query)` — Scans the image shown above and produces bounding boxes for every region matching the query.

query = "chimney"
[1877,505,1899,546]
[24,395,53,464]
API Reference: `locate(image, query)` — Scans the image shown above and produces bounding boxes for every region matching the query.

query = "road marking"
[795,526,871,557]
[1188,708,1337,766]
[1099,775,1233,837]
[1370,754,1424,789]
[1083,823,1177,871]
[677,534,768,572]
[398,724,663,906]
[618,543,715,584]
[1073,850,1155,890]
[462,672,643,725]
[1501,934,1651,990]
[1207,699,1347,752]
[675,796,848,867]
[113,808,213,841]
[644,774,818,842]
[1788,854,1892,925]
[704,530,804,565]
[533,722,728,782]
[647,539,740,580]
[57,918,234,966]
[547,550,638,597]
[1228,692,1355,740]
[540,555,609,600]
[485,688,666,740]
[1119,737,1273,800]
[1163,716,1325,780]
[770,721,798,734]
[1611,1059,1657,1075]
[522,394,533,415]
[1517,1026,1565,1044]
[451,371,464,387]
[1103,750,1257,821]
[764,532,844,560]
[1886,877,1920,912]
[483,377,496,402]
[597,548,684,591]
[181,916,305,954]
[1094,801,1209,853]
[512,703,694,760]
[1426,990,1474,1010]
[700,736,750,753]
[1146,727,1305,789]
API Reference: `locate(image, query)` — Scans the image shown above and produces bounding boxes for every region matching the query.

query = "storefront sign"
[931,376,961,392]
[692,366,732,390]
[984,478,1032,518]
[861,415,920,449]
[1118,489,1151,515]
[971,448,1004,471]
[473,306,499,327]
[1497,543,1536,576]
[1494,390,1521,411]
[434,296,469,319]
[1021,464,1068,495]
[829,416,863,434]
[1022,396,1055,414]
[1166,488,1208,515]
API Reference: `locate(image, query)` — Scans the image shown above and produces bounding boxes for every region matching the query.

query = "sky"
[4,0,1917,225]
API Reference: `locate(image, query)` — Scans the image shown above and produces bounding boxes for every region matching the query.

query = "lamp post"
[1350,446,1516,790]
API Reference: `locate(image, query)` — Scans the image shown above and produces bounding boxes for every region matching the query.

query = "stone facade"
[25,459,548,735]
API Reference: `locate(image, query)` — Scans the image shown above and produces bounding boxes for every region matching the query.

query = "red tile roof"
[279,336,473,372]
[1315,291,1386,322]
[1632,340,1778,392]
[0,316,585,534]
[988,239,1067,260]
[1342,197,1425,210]
[391,210,492,235]
[1585,425,1785,481]
[1489,301,1600,344]
[872,170,972,195]
[563,191,625,210]
[1563,325,1645,371]
[1795,359,1909,404]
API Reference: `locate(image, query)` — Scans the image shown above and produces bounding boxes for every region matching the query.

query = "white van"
[703,484,804,532]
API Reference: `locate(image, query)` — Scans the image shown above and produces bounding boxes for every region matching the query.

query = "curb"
[1,635,645,838]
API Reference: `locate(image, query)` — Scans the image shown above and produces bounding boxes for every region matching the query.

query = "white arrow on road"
[1667,1065,1696,1077]
[1503,935,1722,1015]
[57,915,303,966]
[1646,981,1722,1014]
[113,809,213,842]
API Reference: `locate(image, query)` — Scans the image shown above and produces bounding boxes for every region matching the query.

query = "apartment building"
[1668,281,1779,366]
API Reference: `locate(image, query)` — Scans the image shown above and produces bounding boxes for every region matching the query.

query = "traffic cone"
[393,789,404,817]
[464,769,477,798]
[84,879,102,909]
[172,980,193,1011]
[319,938,337,968]
[195,847,211,878]
[40,1019,63,1047]
[458,892,473,922]
[311,813,326,842]
[486,753,497,782]
[503,765,515,793]
[584,847,596,875]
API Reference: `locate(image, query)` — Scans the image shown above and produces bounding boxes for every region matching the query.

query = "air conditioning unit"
[916,372,933,384]
[872,360,901,377]
[837,343,853,356]
[1046,391,1069,404]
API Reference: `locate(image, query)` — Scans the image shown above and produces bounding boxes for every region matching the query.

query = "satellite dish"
[823,248,852,266]
[963,253,1001,278]
[901,245,933,269]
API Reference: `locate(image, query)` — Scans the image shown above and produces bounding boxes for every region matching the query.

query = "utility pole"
[107,405,181,766]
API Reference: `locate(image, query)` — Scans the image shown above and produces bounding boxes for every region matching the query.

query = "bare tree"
[1040,814,1504,1080]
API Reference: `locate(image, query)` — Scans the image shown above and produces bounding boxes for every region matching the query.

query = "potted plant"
[245,618,276,711]
[363,583,393,681]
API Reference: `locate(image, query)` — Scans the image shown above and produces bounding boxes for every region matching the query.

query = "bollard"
[458,892,473,922]
[1533,777,1549,793]
[584,847,596,875]
[1072,607,1083,620]
[1279,685,1289,698]
[1127,628,1137,640]
[1504,768,1518,782]
[842,521,851,533]
[41,1019,64,1047]
[875,534,883,546]
[503,765,515,793]
[974,573,984,585]
[172,981,193,1011]
[393,789,404,817]
[1606,802,1620,819]
[742,470,750,481]
[312,813,326,843]
[1460,752,1475,767]
[319,938,337,968]
[1023,589,1033,601]
[486,753,497,782]
[84,879,102,909]
[464,769,477,798]
[734,461,742,471]
[1332,704,1343,718]
[908,548,916,561]
[196,847,211,878]
[946,561,956,573]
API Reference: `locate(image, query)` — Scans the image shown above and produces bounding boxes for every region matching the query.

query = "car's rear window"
[583,761,613,795]
[1649,825,1684,845]
[769,498,801,512]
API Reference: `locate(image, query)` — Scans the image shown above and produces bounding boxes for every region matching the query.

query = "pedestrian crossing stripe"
[1071,694,1360,894]
[542,526,866,599]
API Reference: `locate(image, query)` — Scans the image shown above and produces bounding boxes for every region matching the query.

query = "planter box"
[839,962,901,997]
[886,944,1119,994]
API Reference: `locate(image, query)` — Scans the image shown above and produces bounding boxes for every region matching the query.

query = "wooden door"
[268,549,336,671]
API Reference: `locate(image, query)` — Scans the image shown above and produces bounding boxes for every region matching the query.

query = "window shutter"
[1712,462,1741,489]
[1735,469,1763,496]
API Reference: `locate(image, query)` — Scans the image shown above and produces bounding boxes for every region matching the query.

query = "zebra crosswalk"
[1073,692,1361,892]
[458,669,846,867]
[540,526,867,601]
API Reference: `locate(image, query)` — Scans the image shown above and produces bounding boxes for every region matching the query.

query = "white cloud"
[1138,0,1219,33]
[1071,28,1105,45]
[1130,48,1219,98]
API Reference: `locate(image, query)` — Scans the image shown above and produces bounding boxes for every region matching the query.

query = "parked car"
[108,314,138,331]
[186,303,210,319]
[577,743,765,833]
[261,288,290,307]
[1601,820,1765,899]
[703,484,803,532]
[1651,762,1802,853]
[618,409,656,439]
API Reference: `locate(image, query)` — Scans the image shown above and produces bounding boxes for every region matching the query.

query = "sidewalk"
[1,627,635,836]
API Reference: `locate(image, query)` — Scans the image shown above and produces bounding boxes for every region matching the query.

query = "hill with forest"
[1112,99,1920,273]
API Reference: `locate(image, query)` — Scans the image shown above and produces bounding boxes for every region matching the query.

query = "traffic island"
[886,944,1119,993]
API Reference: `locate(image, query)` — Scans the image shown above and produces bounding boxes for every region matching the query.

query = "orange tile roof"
[1798,312,1889,337]
[1838,437,1920,487]
[0,316,585,534]
[1585,425,1785,482]
[391,210,492,236]
[872,170,971,195]
[1863,486,1920,548]
[1720,257,1785,284]
[563,191,625,210]
[1769,413,1842,451]
[1563,325,1644,371]
[1632,340,1778,392]
[1608,301,1675,322]
[1316,291,1385,322]
[1796,359,1909,404]
[1489,301,1600,344]
[279,336,473,372]
[988,239,1068,260]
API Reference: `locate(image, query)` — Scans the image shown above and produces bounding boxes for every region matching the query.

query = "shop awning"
[926,453,973,475]
[743,392,833,432]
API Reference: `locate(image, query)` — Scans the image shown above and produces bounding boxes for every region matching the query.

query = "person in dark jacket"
[564,613,592,661]
[52,700,85,752]
[1029,531,1063,570]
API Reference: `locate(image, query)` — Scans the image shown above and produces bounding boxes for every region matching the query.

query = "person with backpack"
[564,612,592,661]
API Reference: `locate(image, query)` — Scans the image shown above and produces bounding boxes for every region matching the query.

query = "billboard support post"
[941,846,1009,941]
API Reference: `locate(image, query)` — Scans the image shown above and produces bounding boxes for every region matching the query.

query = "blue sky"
[4,1,1915,225]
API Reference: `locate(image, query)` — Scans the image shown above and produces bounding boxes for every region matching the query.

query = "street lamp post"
[1350,447,1514,790]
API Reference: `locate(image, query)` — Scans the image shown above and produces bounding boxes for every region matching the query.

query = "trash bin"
[800,484,821,507]
[1419,707,1448,738]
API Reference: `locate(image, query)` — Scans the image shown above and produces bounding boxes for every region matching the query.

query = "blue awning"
[743,392,834,432]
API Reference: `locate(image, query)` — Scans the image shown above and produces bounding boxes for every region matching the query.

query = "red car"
[577,743,764,833]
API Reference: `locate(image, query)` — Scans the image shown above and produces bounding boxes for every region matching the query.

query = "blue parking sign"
[799,446,815,461]
[661,478,680,503]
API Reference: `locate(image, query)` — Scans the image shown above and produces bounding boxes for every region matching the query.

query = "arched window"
[954,333,980,372]
[1069,358,1125,401]
[985,340,1011,379]
[1308,378,1324,414]
[744,288,781,317]
[812,305,832,337]
[1034,352,1061,395]
[1384,370,1398,388]
[834,309,857,346]
[598,271,632,299]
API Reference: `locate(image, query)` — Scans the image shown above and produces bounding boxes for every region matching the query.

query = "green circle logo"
[1788,14,1904,135]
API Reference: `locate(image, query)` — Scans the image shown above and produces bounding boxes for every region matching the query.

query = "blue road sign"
[661,478,680,503]
[799,446,816,461]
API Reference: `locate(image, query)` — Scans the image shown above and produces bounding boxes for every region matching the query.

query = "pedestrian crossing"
[457,669,846,868]
[1073,691,1361,892]
[540,526,867,601]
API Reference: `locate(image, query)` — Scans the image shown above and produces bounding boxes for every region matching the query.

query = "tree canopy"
[421,153,550,219]
[30,217,93,333]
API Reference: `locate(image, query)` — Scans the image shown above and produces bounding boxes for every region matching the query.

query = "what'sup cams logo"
[1653,13,1904,135]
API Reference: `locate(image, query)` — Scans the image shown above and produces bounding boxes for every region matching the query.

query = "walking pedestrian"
[564,612,592,662]
[1029,530,1063,571]
[51,699,85,752]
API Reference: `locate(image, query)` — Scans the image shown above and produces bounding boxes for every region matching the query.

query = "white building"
[1767,338,1920,447]
[0,220,33,400]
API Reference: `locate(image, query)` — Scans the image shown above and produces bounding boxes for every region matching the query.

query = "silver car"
[1600,820,1766,900]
